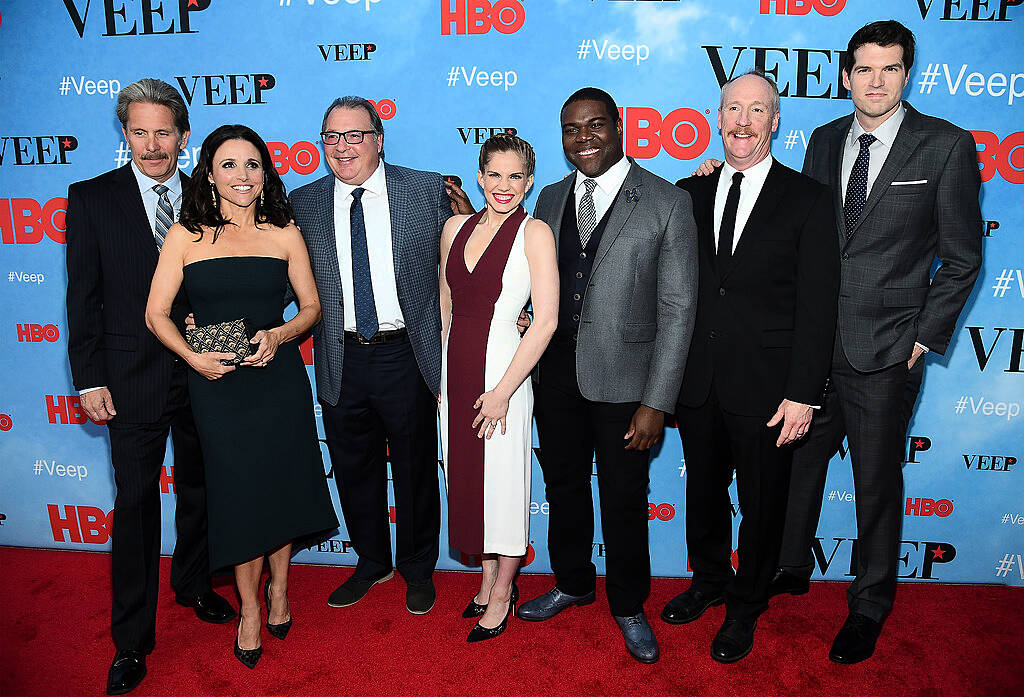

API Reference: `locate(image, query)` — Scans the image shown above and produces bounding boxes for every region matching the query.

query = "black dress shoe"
[660,587,724,624]
[462,595,487,618]
[829,613,882,664]
[176,590,236,624]
[233,622,263,670]
[106,649,146,695]
[264,577,292,640]
[327,570,394,608]
[406,578,436,615]
[711,617,757,663]
[767,569,810,598]
[467,585,518,643]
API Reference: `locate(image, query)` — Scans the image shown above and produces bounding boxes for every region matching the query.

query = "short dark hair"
[844,20,916,75]
[479,133,536,177]
[116,78,190,136]
[321,96,385,160]
[179,124,293,242]
[560,87,621,125]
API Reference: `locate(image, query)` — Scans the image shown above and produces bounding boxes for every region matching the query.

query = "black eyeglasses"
[320,129,377,145]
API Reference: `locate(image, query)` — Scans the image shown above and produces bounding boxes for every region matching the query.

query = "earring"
[209,182,217,206]
[259,190,265,206]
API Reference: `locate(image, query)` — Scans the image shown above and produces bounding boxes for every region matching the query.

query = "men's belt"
[344,328,408,345]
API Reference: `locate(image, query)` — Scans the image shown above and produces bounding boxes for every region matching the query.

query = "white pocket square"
[891,180,928,186]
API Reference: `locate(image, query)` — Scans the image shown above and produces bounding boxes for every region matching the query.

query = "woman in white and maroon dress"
[439,134,558,642]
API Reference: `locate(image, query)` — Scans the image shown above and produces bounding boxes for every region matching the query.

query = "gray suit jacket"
[290,162,453,406]
[803,102,982,372]
[533,160,698,413]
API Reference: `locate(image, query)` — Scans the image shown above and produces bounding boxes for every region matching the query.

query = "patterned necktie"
[152,183,174,250]
[349,187,379,340]
[843,133,877,239]
[578,178,598,248]
[717,172,743,273]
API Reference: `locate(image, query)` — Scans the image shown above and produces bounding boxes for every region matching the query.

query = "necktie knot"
[351,187,365,202]
[583,179,597,196]
[858,133,877,151]
[731,172,744,187]
[152,184,168,196]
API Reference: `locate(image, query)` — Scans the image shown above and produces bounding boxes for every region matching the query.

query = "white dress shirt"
[714,154,773,252]
[840,103,905,200]
[81,164,184,395]
[574,154,631,228]
[131,161,184,234]
[332,162,404,332]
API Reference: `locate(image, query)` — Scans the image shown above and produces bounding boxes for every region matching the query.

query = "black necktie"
[349,187,379,339]
[717,172,743,273]
[843,133,877,239]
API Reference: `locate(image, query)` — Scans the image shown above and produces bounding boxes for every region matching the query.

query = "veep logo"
[648,502,676,521]
[811,537,956,579]
[915,0,1022,21]
[47,504,113,544]
[971,131,1024,183]
[318,43,376,61]
[458,127,517,145]
[619,107,712,160]
[175,74,276,106]
[965,326,1024,373]
[963,453,1016,471]
[703,46,849,99]
[0,136,78,166]
[0,198,67,245]
[905,435,932,463]
[905,498,954,517]
[16,324,60,343]
[760,0,846,15]
[441,0,524,35]
[45,395,105,425]
[62,0,211,37]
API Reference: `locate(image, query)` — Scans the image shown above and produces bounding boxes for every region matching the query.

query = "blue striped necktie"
[152,183,174,250]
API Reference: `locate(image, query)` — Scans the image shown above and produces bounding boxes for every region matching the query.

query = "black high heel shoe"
[467,584,518,643]
[462,595,487,619]
[234,616,262,669]
[264,577,292,640]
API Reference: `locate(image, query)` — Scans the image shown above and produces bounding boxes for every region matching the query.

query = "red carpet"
[1,547,1021,697]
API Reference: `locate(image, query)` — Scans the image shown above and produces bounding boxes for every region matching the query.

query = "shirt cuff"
[79,386,106,394]
[915,342,930,353]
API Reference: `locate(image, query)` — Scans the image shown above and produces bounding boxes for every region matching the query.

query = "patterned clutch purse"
[185,318,257,365]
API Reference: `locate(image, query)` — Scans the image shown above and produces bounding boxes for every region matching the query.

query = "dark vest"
[555,186,617,342]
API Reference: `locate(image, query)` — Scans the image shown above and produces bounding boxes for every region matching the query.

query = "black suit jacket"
[676,159,839,418]
[802,102,982,372]
[66,163,191,423]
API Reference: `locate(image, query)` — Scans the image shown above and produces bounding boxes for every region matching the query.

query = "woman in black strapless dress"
[145,125,337,669]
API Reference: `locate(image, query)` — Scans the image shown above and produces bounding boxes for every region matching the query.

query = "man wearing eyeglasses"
[290,96,453,615]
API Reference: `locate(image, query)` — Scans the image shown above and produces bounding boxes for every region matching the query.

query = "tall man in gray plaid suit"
[290,96,453,615]
[771,21,982,664]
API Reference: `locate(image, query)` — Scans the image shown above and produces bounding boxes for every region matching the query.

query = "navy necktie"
[843,133,877,239]
[717,171,743,274]
[349,187,379,339]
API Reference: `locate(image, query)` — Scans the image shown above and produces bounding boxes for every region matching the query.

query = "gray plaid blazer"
[533,160,698,414]
[802,102,982,372]
[290,162,453,405]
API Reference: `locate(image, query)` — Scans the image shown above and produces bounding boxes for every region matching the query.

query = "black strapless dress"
[183,256,338,571]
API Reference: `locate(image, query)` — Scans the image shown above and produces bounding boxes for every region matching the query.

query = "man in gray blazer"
[290,96,452,615]
[771,21,982,664]
[517,88,697,664]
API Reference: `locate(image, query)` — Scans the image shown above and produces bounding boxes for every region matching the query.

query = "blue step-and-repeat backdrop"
[1,0,1021,586]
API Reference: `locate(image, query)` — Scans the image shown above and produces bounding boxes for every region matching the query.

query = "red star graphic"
[258,76,269,87]
[61,138,72,148]
[931,546,946,560]
[914,439,925,449]
[188,0,199,7]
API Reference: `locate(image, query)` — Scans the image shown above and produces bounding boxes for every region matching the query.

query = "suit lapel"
[847,106,921,242]
[827,119,849,247]
[316,174,343,296]
[384,163,405,278]
[548,175,574,256]
[724,160,787,281]
[112,164,159,265]
[591,162,641,276]
[697,168,722,279]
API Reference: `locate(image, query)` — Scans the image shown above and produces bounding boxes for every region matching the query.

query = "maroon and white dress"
[441,206,532,557]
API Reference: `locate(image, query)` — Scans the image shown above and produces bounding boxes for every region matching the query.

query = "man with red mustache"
[662,70,838,663]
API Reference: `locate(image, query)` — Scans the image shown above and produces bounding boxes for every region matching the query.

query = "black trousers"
[106,367,210,653]
[779,339,924,623]
[676,386,792,622]
[321,337,440,583]
[533,342,652,618]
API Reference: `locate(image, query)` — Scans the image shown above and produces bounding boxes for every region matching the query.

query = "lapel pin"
[624,187,640,203]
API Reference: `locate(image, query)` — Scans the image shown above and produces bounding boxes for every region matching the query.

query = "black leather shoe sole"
[661,594,724,625]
